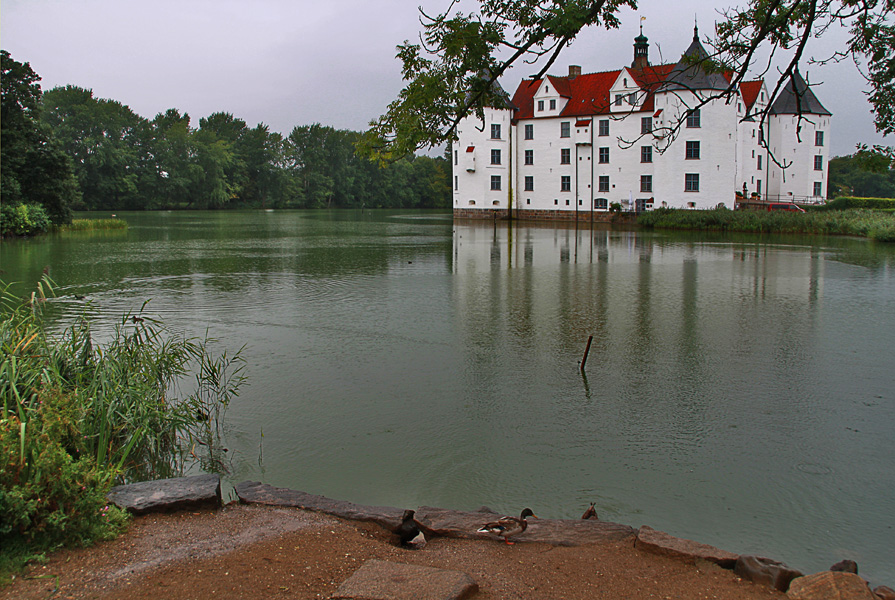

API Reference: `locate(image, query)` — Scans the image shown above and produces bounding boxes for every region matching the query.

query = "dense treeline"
[41,86,451,211]
[828,154,895,199]
[1,50,451,231]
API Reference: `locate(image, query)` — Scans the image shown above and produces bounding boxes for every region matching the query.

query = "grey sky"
[2,0,888,157]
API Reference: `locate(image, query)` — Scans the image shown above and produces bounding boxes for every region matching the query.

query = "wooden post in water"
[580,335,593,371]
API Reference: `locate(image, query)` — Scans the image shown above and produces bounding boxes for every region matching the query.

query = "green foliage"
[1,51,79,225]
[820,197,895,210]
[0,203,51,237]
[0,278,246,573]
[637,207,895,242]
[828,154,895,199]
[58,218,129,232]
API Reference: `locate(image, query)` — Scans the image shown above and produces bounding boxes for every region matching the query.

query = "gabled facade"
[453,25,832,219]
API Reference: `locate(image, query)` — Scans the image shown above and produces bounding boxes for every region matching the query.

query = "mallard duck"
[477,508,536,545]
[581,502,598,520]
[396,509,421,547]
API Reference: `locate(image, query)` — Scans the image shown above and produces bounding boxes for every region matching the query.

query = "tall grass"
[0,278,245,577]
[637,208,895,242]
[56,218,128,232]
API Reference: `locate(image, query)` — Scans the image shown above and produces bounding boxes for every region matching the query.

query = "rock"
[734,555,803,592]
[874,585,895,600]
[788,571,875,599]
[106,474,221,515]
[332,559,478,600]
[414,506,635,546]
[234,481,405,531]
[831,560,859,574]
[635,525,739,568]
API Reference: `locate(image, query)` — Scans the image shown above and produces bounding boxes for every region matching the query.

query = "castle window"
[757,155,762,170]
[524,124,534,140]
[641,116,652,134]
[814,156,823,171]
[628,92,636,105]
[594,198,608,210]
[685,173,700,192]
[815,131,824,146]
[640,175,652,193]
[561,148,571,164]
[686,109,701,128]
[615,94,623,106]
[454,150,458,165]
[454,176,458,190]
[524,176,534,191]
[599,147,610,163]
[685,141,700,160]
[550,99,556,110]
[490,175,501,191]
[560,122,571,138]
[491,149,501,165]
[538,100,544,111]
[561,176,571,192]
[641,146,653,163]
[599,120,609,136]
[813,181,823,196]
[598,176,610,192]
[524,149,534,165]
[491,124,501,139]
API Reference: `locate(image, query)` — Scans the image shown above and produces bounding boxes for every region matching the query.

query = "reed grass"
[57,218,128,232]
[0,277,245,578]
[637,208,895,242]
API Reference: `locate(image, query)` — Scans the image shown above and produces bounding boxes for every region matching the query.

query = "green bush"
[820,197,895,211]
[0,278,245,575]
[0,203,51,237]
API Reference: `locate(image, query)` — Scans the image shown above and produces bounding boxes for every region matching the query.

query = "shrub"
[0,203,51,237]
[0,278,246,574]
[820,197,895,211]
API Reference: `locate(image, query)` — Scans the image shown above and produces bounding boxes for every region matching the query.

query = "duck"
[396,509,422,547]
[581,502,598,520]
[476,508,536,545]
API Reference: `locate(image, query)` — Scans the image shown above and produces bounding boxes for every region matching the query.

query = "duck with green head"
[476,508,537,545]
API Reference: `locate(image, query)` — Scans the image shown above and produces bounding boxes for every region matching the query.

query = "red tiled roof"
[511,64,677,121]
[739,80,763,111]
[466,146,475,152]
[576,119,591,126]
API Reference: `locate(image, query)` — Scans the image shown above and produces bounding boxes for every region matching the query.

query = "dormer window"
[615,94,623,106]
[628,92,636,105]
[538,100,544,111]
[550,99,556,110]
[624,78,628,87]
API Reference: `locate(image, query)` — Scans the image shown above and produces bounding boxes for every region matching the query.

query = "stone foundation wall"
[453,208,629,224]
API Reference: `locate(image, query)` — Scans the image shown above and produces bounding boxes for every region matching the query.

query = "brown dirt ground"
[2,504,785,600]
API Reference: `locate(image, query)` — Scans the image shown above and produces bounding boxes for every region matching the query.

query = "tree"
[358,0,894,162]
[1,50,79,224]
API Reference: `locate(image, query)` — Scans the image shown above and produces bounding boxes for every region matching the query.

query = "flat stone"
[788,571,875,600]
[107,474,221,515]
[735,555,803,593]
[331,559,478,600]
[234,481,404,531]
[831,559,859,574]
[635,525,739,568]
[415,506,635,546]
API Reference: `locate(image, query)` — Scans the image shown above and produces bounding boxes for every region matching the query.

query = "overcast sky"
[2,0,889,157]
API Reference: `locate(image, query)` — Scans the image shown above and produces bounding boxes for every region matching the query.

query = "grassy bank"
[637,208,895,242]
[0,279,245,580]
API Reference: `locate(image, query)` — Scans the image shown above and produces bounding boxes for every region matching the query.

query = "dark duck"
[396,509,421,547]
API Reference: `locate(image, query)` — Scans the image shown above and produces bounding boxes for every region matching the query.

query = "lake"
[2,209,893,584]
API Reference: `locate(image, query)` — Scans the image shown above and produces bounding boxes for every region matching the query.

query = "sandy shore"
[1,503,786,600]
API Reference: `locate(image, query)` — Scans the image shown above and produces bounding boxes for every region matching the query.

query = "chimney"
[568,65,581,80]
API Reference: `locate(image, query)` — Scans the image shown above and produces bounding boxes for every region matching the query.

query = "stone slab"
[735,555,803,593]
[107,474,221,515]
[235,481,405,531]
[415,506,636,546]
[635,525,739,568]
[331,559,478,600]
[788,571,876,600]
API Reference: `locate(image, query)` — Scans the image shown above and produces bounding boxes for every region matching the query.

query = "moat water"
[3,210,893,584]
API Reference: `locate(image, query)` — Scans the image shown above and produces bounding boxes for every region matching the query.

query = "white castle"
[452,25,831,219]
